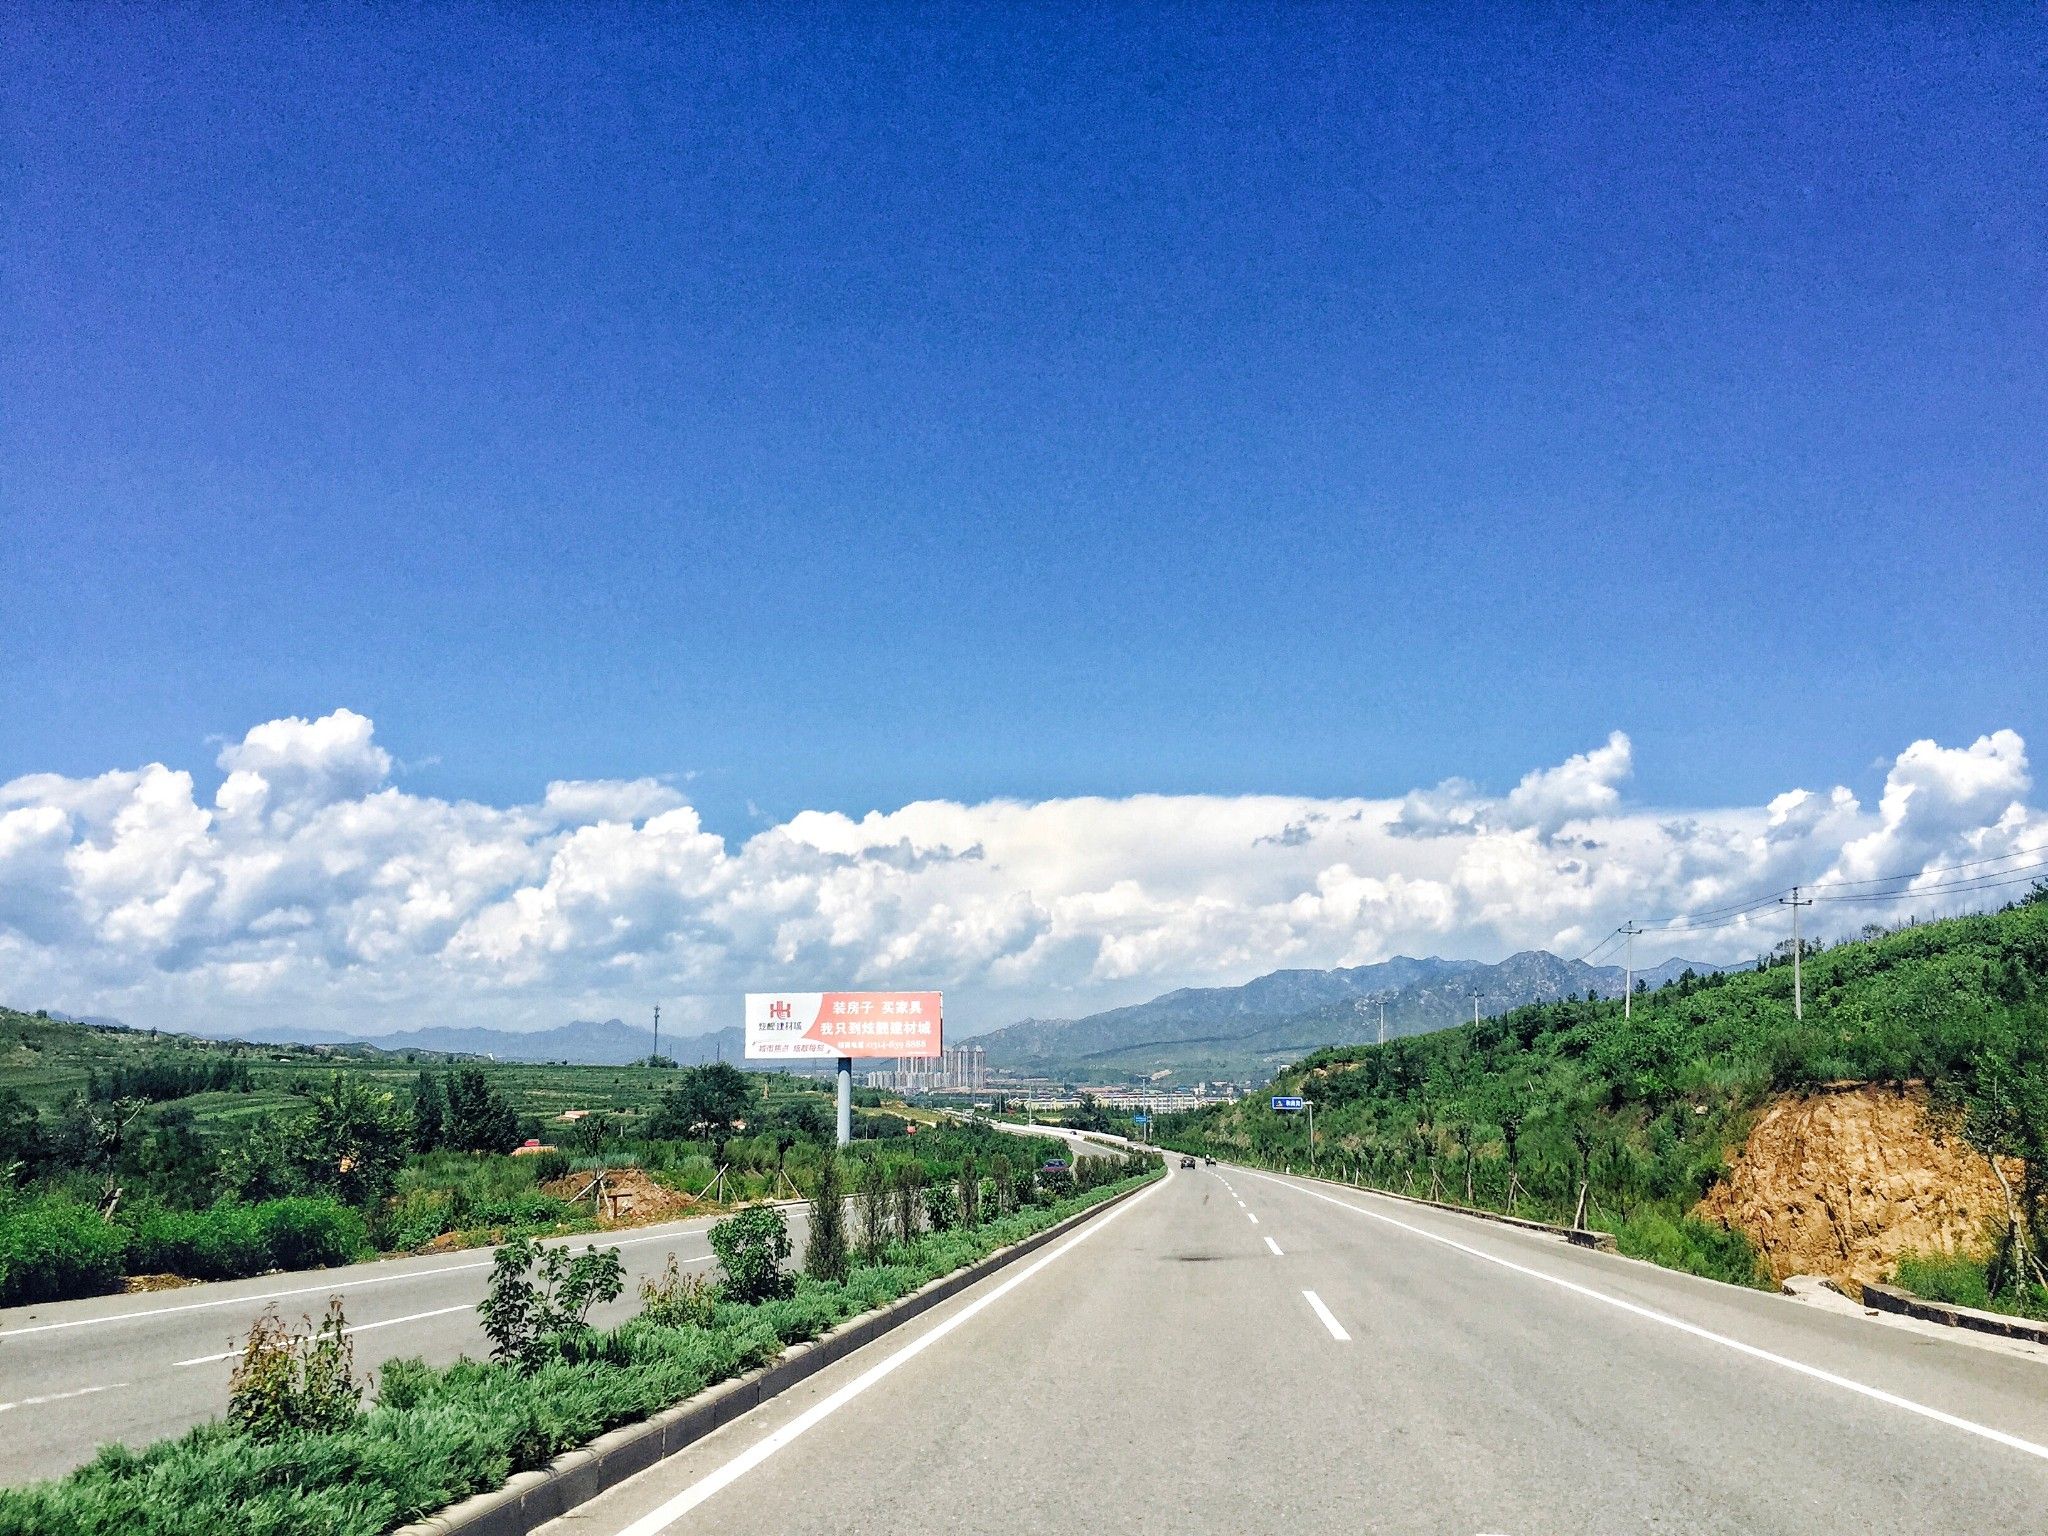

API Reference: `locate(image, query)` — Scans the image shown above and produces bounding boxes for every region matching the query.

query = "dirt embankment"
[1697,1083,2013,1289]
[542,1166,703,1226]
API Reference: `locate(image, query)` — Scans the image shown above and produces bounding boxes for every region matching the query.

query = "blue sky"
[2,8,2045,1034]
[5,5,2041,838]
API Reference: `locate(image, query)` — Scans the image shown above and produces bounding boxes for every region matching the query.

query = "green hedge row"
[0,1169,1160,1536]
[0,1197,369,1305]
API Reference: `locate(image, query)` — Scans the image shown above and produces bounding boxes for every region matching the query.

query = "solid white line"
[1245,1170,2048,1464]
[0,1383,121,1412]
[176,1301,478,1366]
[607,1182,1167,1536]
[1264,1236,1284,1256]
[3,1232,711,1339]
[1303,1289,1350,1341]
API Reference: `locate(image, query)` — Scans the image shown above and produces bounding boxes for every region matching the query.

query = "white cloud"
[0,710,2041,1037]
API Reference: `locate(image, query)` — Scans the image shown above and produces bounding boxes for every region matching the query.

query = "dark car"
[1180,1155,1197,1168]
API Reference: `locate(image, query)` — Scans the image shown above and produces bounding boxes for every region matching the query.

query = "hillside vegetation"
[0,1012,899,1305]
[1160,893,2048,1304]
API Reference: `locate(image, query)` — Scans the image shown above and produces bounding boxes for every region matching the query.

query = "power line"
[1809,839,2048,891]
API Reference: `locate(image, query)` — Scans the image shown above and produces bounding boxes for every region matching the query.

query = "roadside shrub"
[479,1234,626,1372]
[226,1298,362,1441]
[855,1155,891,1264]
[804,1154,849,1282]
[708,1205,792,1304]
[1613,1213,1769,1289]
[923,1183,958,1232]
[256,1197,368,1271]
[0,1197,126,1304]
[1893,1251,2048,1320]
[123,1202,267,1281]
[529,1150,571,1184]
[639,1253,718,1328]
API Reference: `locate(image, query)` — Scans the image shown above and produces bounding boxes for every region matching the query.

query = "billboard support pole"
[836,1056,852,1147]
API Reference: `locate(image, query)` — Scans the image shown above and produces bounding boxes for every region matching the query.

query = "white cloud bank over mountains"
[1,711,2040,1037]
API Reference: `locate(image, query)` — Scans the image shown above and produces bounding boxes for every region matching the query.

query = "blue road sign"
[1271,1095,1306,1112]
[1132,1113,1150,1126]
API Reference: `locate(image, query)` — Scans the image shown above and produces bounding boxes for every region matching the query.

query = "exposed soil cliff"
[1696,1083,2012,1289]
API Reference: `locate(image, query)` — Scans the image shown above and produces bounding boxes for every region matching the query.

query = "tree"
[892,1160,925,1244]
[411,1071,445,1153]
[444,1066,520,1154]
[651,1062,754,1163]
[294,1075,409,1205]
[856,1153,891,1263]
[0,1091,46,1181]
[805,1153,849,1281]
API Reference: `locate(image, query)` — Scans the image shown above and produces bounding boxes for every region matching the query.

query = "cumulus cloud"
[0,711,2041,1036]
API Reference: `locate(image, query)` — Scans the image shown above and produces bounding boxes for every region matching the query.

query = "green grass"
[1891,1252,2048,1322]
[0,1168,1161,1536]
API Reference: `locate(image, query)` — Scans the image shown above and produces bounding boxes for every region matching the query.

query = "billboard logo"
[768,1000,792,1020]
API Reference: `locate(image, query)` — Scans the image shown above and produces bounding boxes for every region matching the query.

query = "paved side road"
[533,1161,2048,1536]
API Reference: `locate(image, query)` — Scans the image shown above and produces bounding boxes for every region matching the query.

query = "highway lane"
[0,1207,801,1484]
[535,1161,2048,1536]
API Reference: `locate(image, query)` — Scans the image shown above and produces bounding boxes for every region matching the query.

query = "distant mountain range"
[42,948,1726,1080]
[179,1017,758,1067]
[971,951,1729,1084]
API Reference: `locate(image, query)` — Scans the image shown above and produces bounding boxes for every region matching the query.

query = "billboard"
[743,991,943,1060]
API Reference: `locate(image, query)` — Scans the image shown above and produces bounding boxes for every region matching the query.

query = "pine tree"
[805,1153,849,1281]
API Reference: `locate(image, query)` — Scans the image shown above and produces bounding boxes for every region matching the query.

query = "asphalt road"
[533,1159,2048,1536]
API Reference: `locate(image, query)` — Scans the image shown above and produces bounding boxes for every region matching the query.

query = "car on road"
[1180,1154,1197,1168]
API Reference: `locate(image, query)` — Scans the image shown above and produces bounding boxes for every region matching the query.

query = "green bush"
[121,1198,367,1283]
[124,1202,267,1281]
[1613,1213,1770,1289]
[708,1205,792,1304]
[226,1299,363,1441]
[0,1198,127,1304]
[1893,1251,2048,1320]
[256,1198,369,1271]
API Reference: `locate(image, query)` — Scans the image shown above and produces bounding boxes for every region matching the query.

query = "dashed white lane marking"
[176,1302,477,1366]
[1247,1212,1259,1225]
[4,1231,712,1338]
[605,1179,1168,1536]
[0,1383,121,1412]
[1264,1236,1284,1256]
[1304,1290,1350,1342]
[1247,1169,2048,1465]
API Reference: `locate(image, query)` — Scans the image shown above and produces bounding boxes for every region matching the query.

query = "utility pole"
[1779,885,1815,1020]
[1622,921,1642,1019]
[1378,999,1387,1047]
[651,1004,660,1066]
[1472,992,1480,1028]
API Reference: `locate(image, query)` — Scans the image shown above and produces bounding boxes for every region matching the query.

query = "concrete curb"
[388,1176,1156,1536]
[1861,1281,2048,1345]
[1262,1168,1619,1252]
